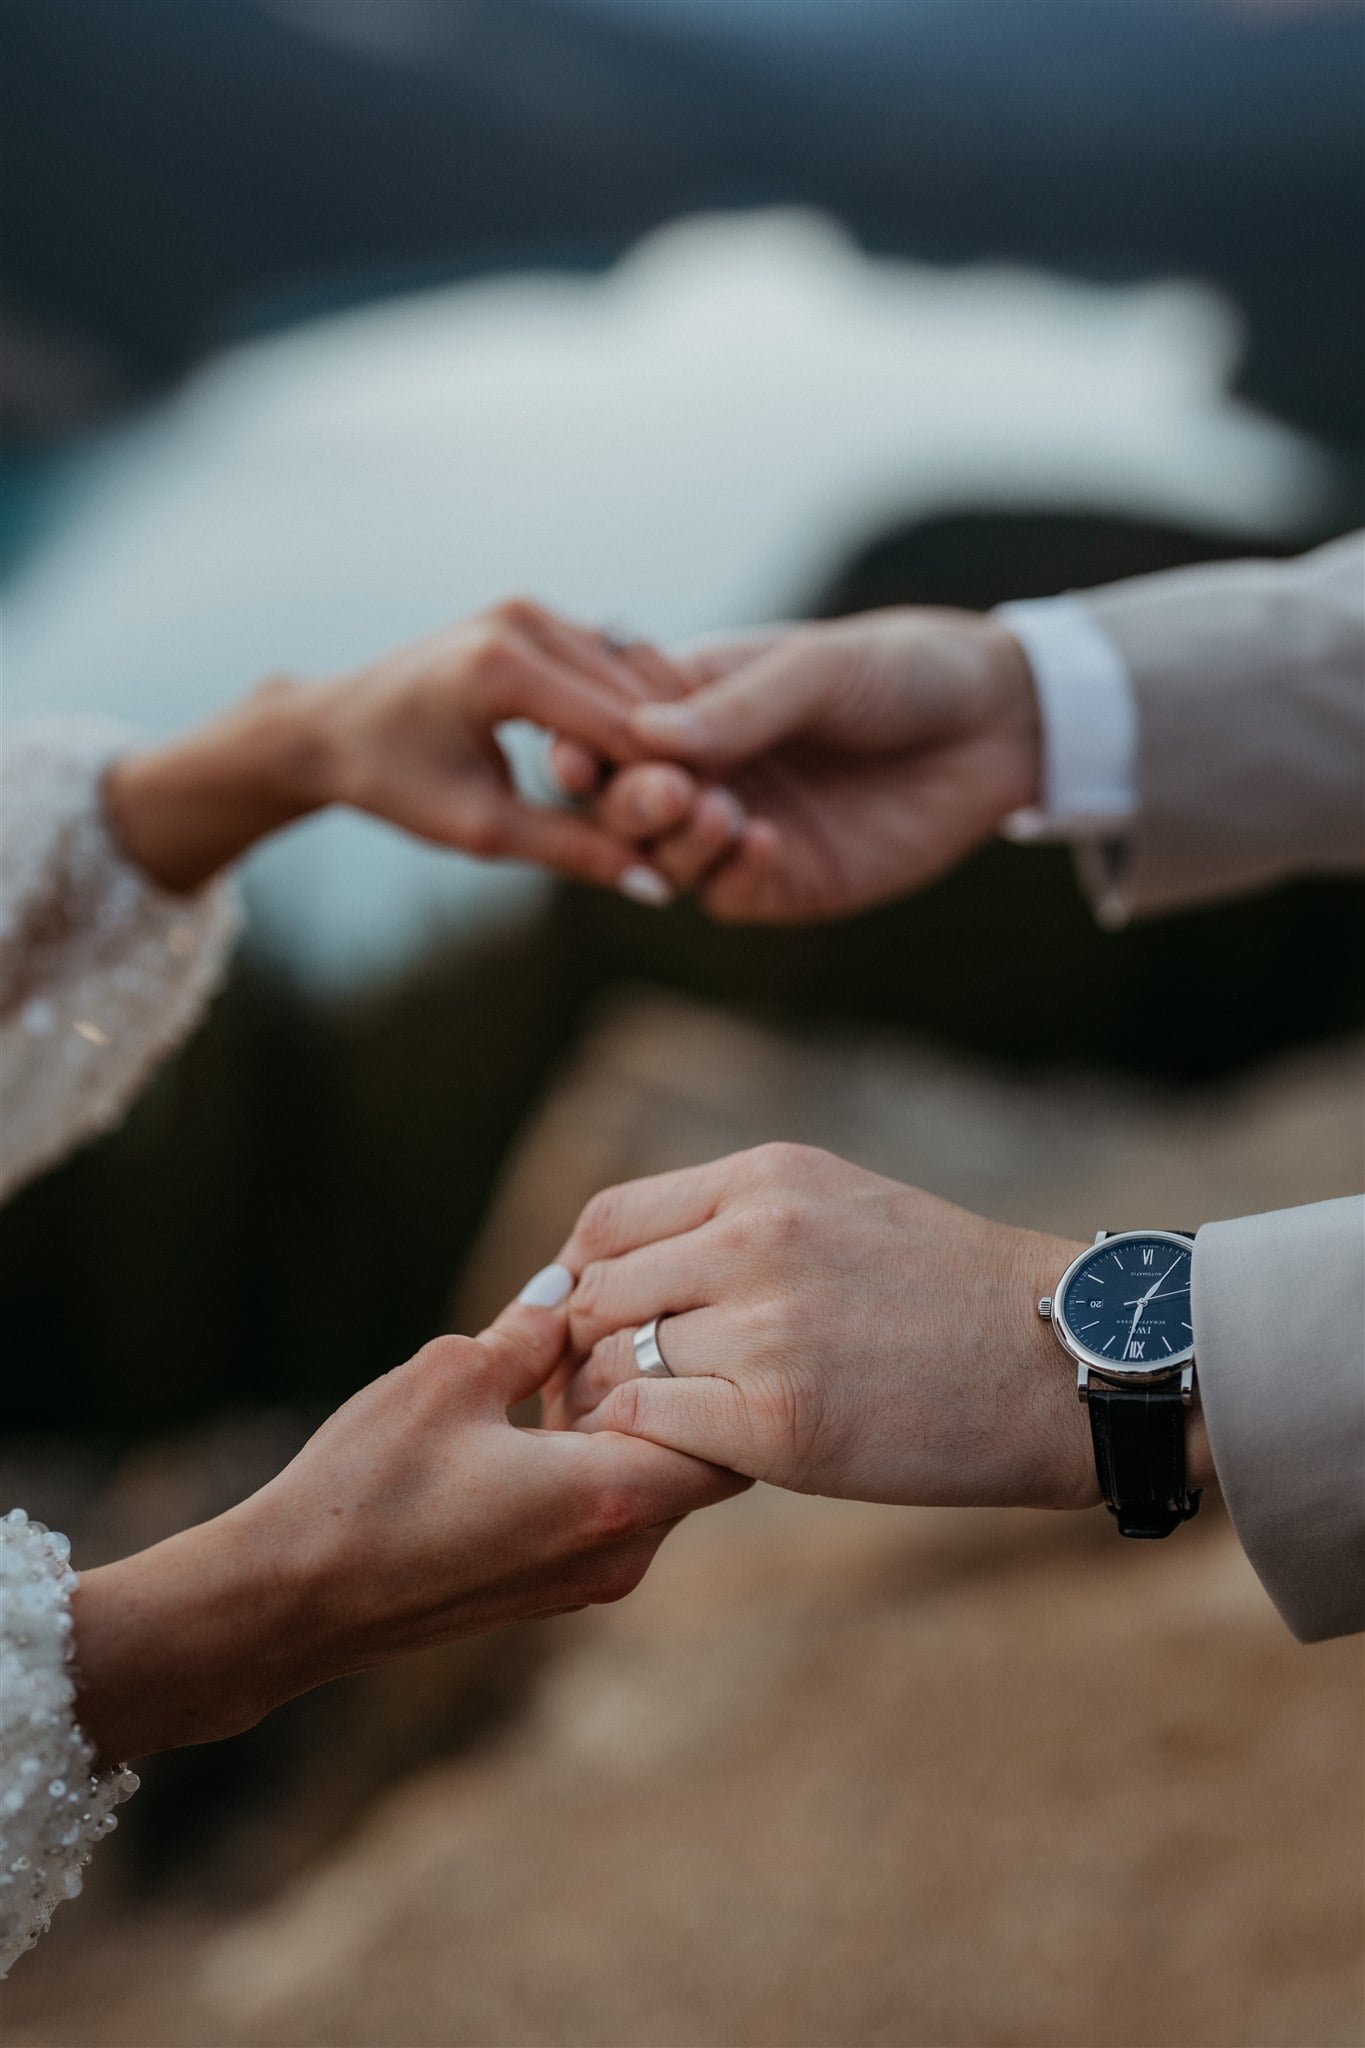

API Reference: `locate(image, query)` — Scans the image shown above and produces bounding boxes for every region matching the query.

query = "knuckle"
[749,1289,798,1353]
[570,1259,608,1323]
[598,1376,645,1436]
[616,777,662,834]
[465,620,505,670]
[753,1373,821,1473]
[659,851,705,894]
[752,1138,797,1170]
[694,798,736,850]
[466,623,523,687]
[716,1205,756,1257]
[580,1480,648,1547]
[458,802,504,857]
[748,1139,815,1183]
[588,1329,635,1393]
[410,1333,489,1404]
[412,1333,470,1376]
[490,594,541,632]
[768,1198,808,1245]
[575,1185,626,1256]
[737,1197,807,1254]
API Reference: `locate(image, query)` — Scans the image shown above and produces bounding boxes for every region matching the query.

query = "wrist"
[978,618,1044,813]
[1010,1229,1098,1510]
[102,675,328,892]
[70,1504,320,1764]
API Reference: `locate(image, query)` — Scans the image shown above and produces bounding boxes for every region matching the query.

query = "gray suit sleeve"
[1073,533,1365,922]
[1194,1197,1364,1643]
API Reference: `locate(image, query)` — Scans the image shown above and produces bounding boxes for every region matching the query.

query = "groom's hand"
[541,1144,1108,1511]
[560,610,1042,923]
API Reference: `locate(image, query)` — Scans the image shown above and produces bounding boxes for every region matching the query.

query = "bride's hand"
[102,599,677,900]
[71,1285,745,1764]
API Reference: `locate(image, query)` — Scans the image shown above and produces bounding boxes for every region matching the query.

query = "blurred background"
[1,2,1362,2043]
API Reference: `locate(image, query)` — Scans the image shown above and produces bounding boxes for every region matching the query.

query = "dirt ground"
[6,1001,1362,2048]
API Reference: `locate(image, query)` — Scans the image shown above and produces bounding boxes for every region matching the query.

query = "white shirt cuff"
[994,596,1139,842]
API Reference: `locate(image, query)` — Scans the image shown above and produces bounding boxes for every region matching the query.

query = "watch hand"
[1119,1289,1188,1306]
[1144,1256,1182,1305]
[1117,1256,1184,1358]
[1119,1258,1180,1355]
[1122,1257,1183,1311]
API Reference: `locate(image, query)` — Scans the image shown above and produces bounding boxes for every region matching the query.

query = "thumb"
[480,1264,576,1406]
[576,1372,758,1477]
[628,641,827,769]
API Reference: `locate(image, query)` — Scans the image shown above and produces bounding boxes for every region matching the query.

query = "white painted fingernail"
[618,865,673,908]
[708,788,747,839]
[517,1262,574,1308]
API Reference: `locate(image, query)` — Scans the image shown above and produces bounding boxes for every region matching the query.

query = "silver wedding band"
[633,1317,674,1378]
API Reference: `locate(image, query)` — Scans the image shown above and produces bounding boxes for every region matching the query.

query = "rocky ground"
[6,997,1362,2048]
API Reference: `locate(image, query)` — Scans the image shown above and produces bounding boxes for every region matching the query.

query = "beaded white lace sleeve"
[0,1510,140,1975]
[0,719,241,1202]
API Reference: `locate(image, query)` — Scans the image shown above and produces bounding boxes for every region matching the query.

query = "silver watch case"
[1039,1229,1196,1405]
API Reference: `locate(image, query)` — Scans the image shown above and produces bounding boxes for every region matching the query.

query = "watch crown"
[1038,1296,1052,1320]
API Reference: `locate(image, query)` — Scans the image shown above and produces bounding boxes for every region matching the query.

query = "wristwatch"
[1040,1229,1201,1539]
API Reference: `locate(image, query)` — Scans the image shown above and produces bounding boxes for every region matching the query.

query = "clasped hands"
[70,1167,1147,1771]
[553,601,1043,921]
[103,594,1041,921]
[73,593,1135,1773]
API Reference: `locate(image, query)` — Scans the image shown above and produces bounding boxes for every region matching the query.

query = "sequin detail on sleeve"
[0,1509,139,1974]
[0,719,241,1200]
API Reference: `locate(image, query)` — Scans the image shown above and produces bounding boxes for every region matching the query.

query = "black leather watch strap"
[1087,1381,1201,1539]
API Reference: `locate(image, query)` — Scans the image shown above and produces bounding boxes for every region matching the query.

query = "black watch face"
[1059,1234,1194,1371]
